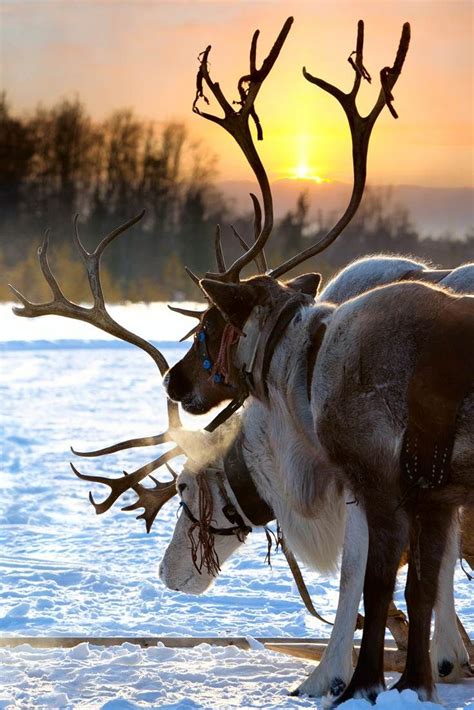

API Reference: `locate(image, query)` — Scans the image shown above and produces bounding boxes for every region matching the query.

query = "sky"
[1,1,473,188]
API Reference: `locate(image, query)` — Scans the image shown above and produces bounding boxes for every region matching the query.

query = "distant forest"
[1,95,473,303]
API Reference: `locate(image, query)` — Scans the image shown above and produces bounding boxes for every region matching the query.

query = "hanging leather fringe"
[188,474,221,577]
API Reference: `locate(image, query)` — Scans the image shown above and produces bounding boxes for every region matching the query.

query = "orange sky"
[2,1,473,187]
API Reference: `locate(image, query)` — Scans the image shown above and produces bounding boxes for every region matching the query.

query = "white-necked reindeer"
[163,16,474,706]
[10,222,473,700]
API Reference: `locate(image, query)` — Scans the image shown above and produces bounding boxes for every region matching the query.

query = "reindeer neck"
[241,398,346,574]
[235,293,312,401]
[265,303,334,396]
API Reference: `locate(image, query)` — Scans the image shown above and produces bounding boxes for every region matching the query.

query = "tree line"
[1,94,472,303]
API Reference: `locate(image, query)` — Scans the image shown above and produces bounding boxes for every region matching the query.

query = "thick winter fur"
[320,255,429,303]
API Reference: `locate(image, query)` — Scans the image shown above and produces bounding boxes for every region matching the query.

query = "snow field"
[0,304,472,708]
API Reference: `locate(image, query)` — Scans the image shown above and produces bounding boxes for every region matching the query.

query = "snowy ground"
[0,303,473,709]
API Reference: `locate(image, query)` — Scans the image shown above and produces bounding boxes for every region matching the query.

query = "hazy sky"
[2,1,473,187]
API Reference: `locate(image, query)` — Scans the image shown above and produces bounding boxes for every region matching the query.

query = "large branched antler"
[9,211,181,429]
[71,433,181,529]
[71,447,180,519]
[121,465,179,533]
[10,212,184,527]
[270,20,411,278]
[193,17,294,281]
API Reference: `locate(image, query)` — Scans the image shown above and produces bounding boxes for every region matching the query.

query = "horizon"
[2,1,473,189]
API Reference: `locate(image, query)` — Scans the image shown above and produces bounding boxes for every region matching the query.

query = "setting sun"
[291,162,330,183]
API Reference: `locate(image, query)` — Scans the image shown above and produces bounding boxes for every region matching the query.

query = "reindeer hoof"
[438,659,454,678]
[329,677,346,697]
[332,684,382,706]
[433,652,473,682]
[290,673,348,699]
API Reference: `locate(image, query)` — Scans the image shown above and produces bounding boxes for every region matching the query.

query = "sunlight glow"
[291,162,331,183]
[283,134,333,183]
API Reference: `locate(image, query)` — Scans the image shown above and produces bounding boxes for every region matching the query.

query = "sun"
[294,162,311,179]
[291,162,329,183]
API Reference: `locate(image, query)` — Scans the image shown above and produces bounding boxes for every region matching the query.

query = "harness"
[179,438,332,625]
[179,468,252,540]
[194,324,250,434]
[195,326,225,384]
[236,293,312,401]
[195,294,311,433]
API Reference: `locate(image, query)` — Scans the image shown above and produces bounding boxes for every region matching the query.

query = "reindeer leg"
[431,514,473,682]
[392,504,457,700]
[333,502,408,705]
[291,503,369,698]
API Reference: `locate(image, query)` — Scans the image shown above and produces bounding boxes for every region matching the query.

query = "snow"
[1,643,470,709]
[1,303,473,709]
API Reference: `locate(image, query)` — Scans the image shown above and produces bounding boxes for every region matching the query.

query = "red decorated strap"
[211,324,241,384]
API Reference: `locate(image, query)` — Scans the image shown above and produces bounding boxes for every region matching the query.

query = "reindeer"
[10,209,473,700]
[162,16,474,705]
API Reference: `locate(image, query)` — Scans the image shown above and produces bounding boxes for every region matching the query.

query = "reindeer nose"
[164,364,192,403]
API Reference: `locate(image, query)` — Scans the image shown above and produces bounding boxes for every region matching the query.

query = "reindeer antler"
[270,20,411,278]
[71,446,180,517]
[122,465,179,533]
[193,17,293,282]
[10,212,184,524]
[10,211,181,430]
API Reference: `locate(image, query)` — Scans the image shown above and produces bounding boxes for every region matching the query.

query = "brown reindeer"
[10,208,473,701]
[163,16,474,705]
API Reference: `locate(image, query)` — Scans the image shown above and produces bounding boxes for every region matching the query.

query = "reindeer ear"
[200,279,254,329]
[285,273,321,298]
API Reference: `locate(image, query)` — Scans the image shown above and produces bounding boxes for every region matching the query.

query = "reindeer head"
[165,305,238,414]
[165,17,410,414]
[159,463,250,594]
[166,273,321,413]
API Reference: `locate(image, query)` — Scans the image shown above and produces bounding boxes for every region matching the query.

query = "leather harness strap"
[223,435,273,527]
[223,436,331,624]
[280,539,333,625]
[249,294,311,400]
[204,391,249,434]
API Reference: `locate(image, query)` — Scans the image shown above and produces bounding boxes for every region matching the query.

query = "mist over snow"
[0,303,472,709]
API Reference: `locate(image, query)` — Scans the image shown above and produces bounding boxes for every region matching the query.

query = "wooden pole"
[0,636,390,650]
[1,636,472,676]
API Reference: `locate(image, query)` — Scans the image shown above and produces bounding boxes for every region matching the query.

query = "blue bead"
[203,359,211,370]
[198,331,206,342]
[213,374,222,383]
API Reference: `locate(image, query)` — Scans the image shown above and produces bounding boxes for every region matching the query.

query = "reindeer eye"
[178,483,187,494]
